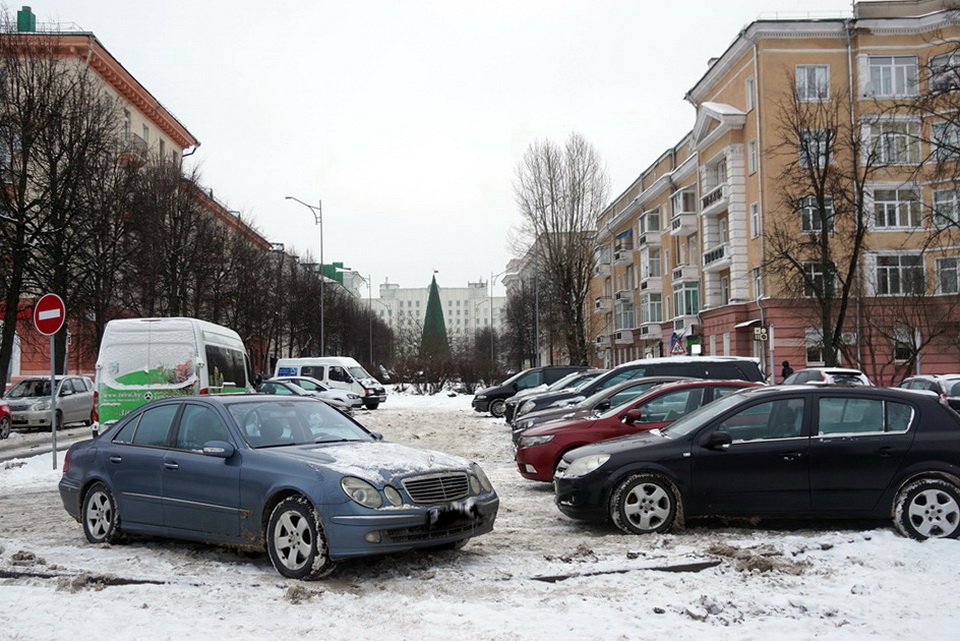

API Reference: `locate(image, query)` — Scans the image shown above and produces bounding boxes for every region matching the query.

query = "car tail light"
[199,388,209,395]
[62,450,70,474]
[92,391,99,423]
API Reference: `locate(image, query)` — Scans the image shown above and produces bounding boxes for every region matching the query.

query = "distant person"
[781,360,794,383]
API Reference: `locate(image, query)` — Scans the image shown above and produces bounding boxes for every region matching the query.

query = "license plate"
[427,498,480,528]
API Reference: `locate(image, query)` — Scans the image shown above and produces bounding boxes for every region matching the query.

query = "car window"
[263,382,294,395]
[231,400,371,448]
[947,381,960,397]
[301,366,324,379]
[515,370,543,389]
[599,367,647,390]
[712,385,747,401]
[296,379,322,391]
[174,404,231,451]
[605,383,656,407]
[818,398,884,434]
[116,404,178,447]
[637,387,703,422]
[719,398,805,441]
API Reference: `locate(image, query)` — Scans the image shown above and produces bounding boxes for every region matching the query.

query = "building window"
[752,267,763,299]
[869,55,919,97]
[803,261,830,298]
[931,52,960,93]
[796,64,830,101]
[805,328,825,365]
[750,202,760,238]
[671,188,696,215]
[893,324,915,362]
[875,254,924,295]
[747,139,757,174]
[639,209,661,234]
[800,195,835,233]
[868,119,920,165]
[800,129,832,168]
[640,293,662,324]
[720,276,730,305]
[933,189,960,227]
[937,257,960,294]
[745,76,755,112]
[615,299,635,331]
[673,281,699,317]
[932,121,960,161]
[142,124,149,144]
[718,217,729,244]
[873,188,921,229]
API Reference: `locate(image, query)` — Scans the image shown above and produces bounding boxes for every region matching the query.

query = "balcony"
[614,289,632,302]
[615,329,634,344]
[637,231,662,246]
[672,264,700,282]
[672,316,699,334]
[596,335,611,348]
[594,262,611,278]
[120,131,148,167]
[638,322,662,340]
[670,212,698,237]
[595,296,612,312]
[613,249,633,266]
[639,277,662,294]
[700,183,728,217]
[702,243,731,272]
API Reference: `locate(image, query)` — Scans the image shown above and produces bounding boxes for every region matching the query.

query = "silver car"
[6,375,96,431]
[270,375,365,410]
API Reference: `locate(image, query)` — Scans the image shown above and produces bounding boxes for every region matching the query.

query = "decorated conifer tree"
[419,274,450,359]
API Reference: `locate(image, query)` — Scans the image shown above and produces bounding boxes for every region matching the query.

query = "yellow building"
[592,0,960,385]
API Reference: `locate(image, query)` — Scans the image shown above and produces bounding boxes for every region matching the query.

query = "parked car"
[0,399,11,439]
[257,379,352,413]
[503,369,606,424]
[783,367,873,386]
[5,375,96,431]
[554,385,960,540]
[269,375,365,410]
[509,356,765,425]
[472,366,591,418]
[511,376,688,444]
[515,380,759,481]
[59,395,499,580]
[899,374,960,411]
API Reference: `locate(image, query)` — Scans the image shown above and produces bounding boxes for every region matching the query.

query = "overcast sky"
[31,0,855,297]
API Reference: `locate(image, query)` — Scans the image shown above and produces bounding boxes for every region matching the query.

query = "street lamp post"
[285,196,324,356]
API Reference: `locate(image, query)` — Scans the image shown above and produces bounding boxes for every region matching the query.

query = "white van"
[274,356,386,409]
[96,317,254,424]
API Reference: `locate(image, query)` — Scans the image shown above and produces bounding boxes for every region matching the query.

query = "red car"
[514,379,761,482]
[0,399,11,439]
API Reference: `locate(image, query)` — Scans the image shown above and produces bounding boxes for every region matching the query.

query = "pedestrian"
[781,360,794,383]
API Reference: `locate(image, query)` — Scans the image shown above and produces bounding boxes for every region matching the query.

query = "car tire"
[0,416,9,439]
[267,496,336,580]
[52,410,63,432]
[363,400,380,410]
[82,482,123,544]
[895,478,960,540]
[489,399,506,418]
[610,474,679,535]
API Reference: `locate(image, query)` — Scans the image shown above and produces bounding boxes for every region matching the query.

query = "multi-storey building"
[373,279,506,344]
[592,0,960,385]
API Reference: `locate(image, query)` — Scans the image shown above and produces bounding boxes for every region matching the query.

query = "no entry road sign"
[33,293,66,336]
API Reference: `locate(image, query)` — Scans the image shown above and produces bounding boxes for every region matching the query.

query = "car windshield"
[6,379,52,398]
[348,365,371,380]
[229,399,373,448]
[946,381,960,397]
[831,374,865,385]
[583,381,658,411]
[548,372,587,391]
[658,393,748,439]
[596,386,667,420]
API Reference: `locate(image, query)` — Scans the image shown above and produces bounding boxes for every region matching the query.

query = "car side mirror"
[370,431,384,440]
[705,431,732,451]
[202,441,236,458]
[596,400,611,411]
[622,408,643,423]
[60,389,73,397]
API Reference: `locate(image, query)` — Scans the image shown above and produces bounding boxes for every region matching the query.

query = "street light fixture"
[285,196,325,356]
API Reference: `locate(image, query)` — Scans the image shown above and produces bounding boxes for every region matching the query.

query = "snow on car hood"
[267,440,473,485]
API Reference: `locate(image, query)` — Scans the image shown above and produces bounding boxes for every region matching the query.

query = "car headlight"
[471,463,494,493]
[31,400,51,411]
[383,485,403,506]
[517,400,536,416]
[347,394,361,400]
[518,434,555,448]
[341,477,383,508]
[563,454,610,478]
[475,395,487,401]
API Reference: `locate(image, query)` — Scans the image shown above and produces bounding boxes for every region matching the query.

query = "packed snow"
[1,390,958,640]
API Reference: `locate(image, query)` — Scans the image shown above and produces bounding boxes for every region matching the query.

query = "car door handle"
[782,451,805,461]
[164,461,179,471]
[877,446,893,457]
[109,455,122,464]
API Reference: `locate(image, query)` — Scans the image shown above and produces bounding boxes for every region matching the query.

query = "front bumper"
[324,494,500,559]
[553,474,610,522]
[472,398,490,413]
[11,408,53,428]
[514,446,555,482]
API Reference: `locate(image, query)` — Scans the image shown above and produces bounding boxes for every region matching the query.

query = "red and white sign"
[33,293,66,336]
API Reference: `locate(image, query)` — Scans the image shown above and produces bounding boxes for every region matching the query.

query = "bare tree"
[513,133,608,365]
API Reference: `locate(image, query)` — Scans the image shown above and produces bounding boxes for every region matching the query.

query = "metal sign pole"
[50,334,57,469]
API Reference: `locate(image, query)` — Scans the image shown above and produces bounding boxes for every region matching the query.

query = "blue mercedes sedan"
[59,395,499,579]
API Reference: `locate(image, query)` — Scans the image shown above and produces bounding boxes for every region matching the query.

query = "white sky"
[30,0,855,296]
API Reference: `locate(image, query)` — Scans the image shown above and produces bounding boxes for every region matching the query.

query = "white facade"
[373,279,506,339]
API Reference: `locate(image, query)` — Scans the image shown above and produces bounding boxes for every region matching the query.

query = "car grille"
[402,472,469,504]
[8,403,28,412]
[386,517,492,543]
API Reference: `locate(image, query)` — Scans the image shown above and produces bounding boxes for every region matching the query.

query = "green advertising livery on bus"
[95,317,254,425]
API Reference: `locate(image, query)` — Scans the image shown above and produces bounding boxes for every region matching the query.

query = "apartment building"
[592,0,960,385]
[374,278,506,343]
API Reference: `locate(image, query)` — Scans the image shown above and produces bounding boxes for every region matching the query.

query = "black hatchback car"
[555,385,960,540]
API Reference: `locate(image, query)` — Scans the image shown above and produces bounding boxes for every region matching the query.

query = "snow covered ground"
[1,390,959,640]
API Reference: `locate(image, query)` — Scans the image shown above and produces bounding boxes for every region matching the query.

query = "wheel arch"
[604,465,686,528]
[890,469,960,517]
[261,488,312,542]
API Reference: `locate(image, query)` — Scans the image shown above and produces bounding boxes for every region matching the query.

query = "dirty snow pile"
[1,388,959,640]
